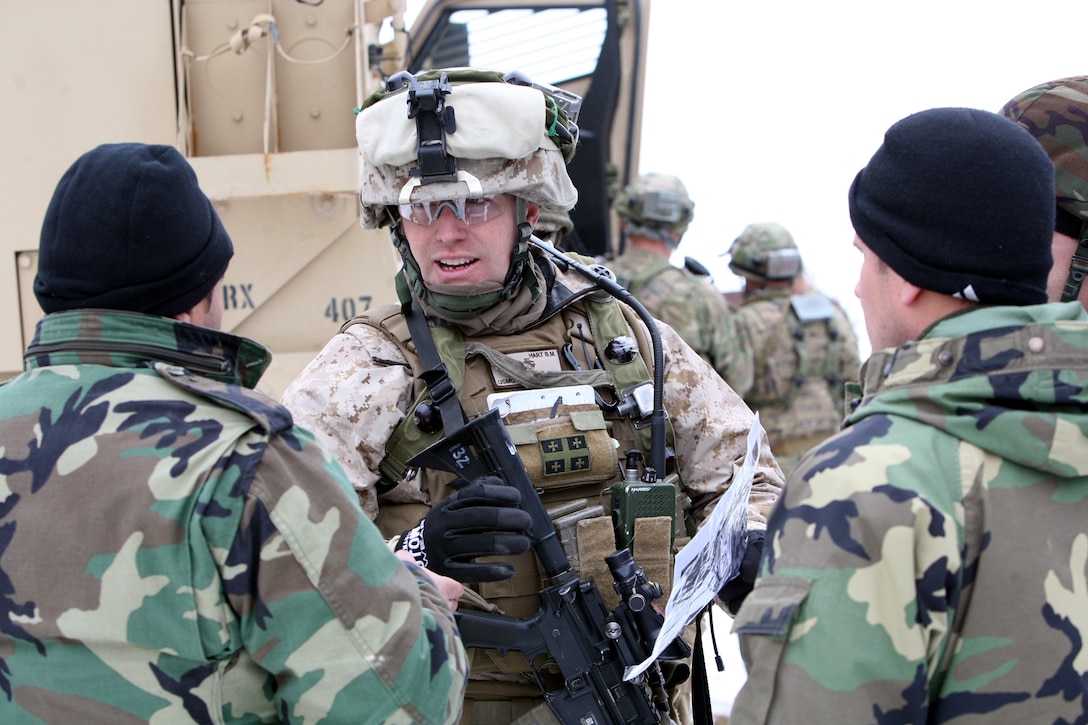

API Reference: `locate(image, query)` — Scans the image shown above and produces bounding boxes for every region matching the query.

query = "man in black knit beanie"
[1,142,470,724]
[35,143,234,317]
[731,107,1088,724]
[847,107,1053,312]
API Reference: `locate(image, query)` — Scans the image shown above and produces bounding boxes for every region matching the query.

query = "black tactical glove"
[395,476,533,583]
[718,529,766,616]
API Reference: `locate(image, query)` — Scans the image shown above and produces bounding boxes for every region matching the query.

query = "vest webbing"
[343,295,676,493]
[749,293,845,410]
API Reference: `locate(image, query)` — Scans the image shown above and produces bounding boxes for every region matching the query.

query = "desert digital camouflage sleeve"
[614,249,753,397]
[282,325,417,519]
[656,274,753,398]
[657,322,781,529]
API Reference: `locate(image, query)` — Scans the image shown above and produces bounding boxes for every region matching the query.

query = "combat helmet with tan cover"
[356,68,580,319]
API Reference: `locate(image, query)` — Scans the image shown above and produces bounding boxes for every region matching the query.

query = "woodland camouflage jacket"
[732,302,1088,724]
[0,310,467,724]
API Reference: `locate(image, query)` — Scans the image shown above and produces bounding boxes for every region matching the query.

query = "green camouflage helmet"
[614,172,694,246]
[1000,76,1088,224]
[535,206,574,244]
[728,222,803,281]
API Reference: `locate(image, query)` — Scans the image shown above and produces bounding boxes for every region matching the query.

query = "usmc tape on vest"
[487,384,595,416]
[490,348,563,388]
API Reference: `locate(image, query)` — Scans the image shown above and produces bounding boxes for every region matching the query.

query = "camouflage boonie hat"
[728,222,803,281]
[614,172,694,242]
[355,68,579,228]
[1000,76,1088,223]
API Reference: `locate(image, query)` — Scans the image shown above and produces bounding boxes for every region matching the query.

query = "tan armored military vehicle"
[0,0,648,397]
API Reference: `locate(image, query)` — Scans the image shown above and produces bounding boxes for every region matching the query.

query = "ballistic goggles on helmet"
[639,188,688,224]
[398,195,506,226]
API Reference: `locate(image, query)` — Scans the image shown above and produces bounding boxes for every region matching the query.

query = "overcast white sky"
[641,0,1086,359]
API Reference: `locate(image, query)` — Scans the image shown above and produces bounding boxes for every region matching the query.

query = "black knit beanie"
[35,143,233,316]
[848,107,1054,306]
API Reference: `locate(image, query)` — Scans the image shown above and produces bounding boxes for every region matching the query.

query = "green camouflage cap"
[535,206,574,242]
[355,68,579,229]
[614,172,694,245]
[727,222,803,281]
[1000,76,1088,223]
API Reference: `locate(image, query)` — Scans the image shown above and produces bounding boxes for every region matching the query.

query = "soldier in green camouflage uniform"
[732,108,1088,723]
[726,223,860,476]
[0,143,468,724]
[1001,75,1088,310]
[607,173,753,396]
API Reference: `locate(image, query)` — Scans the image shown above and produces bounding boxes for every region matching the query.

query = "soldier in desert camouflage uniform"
[607,173,753,396]
[1001,75,1088,311]
[282,69,782,724]
[731,107,1088,723]
[0,143,468,724]
[726,223,860,476]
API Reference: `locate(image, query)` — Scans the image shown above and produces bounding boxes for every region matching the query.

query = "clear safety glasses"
[398,196,506,226]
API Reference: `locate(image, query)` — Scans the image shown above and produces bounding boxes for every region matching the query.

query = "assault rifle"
[410,408,690,725]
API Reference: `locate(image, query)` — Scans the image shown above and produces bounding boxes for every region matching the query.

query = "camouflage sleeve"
[281,326,415,518]
[659,322,782,529]
[646,277,714,363]
[644,274,754,397]
[709,299,754,398]
[731,301,775,381]
[729,415,956,723]
[215,426,468,724]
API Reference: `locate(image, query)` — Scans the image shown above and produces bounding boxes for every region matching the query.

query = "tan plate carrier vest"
[343,292,686,679]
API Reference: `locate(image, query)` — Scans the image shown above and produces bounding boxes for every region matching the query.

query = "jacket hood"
[850,302,1088,480]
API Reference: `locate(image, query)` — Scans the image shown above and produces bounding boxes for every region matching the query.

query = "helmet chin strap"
[1060,219,1088,303]
[500,197,533,298]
